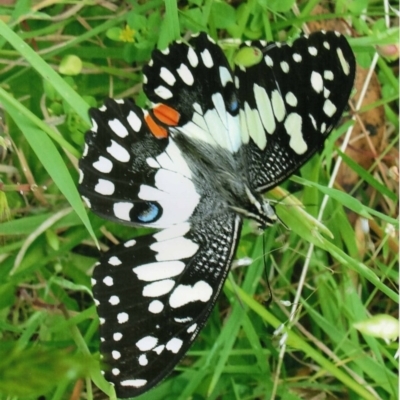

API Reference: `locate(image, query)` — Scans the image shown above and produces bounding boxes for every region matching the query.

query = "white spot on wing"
[151,237,199,261]
[103,276,113,286]
[153,345,165,355]
[285,92,298,107]
[107,140,130,162]
[201,48,213,68]
[280,61,289,73]
[112,368,120,376]
[309,114,317,130]
[127,110,142,132]
[284,113,307,154]
[219,66,232,87]
[91,118,98,133]
[94,179,115,195]
[155,85,173,99]
[337,48,350,75]
[271,90,286,122]
[166,338,183,353]
[187,323,197,333]
[93,156,113,173]
[108,256,122,266]
[293,53,302,62]
[117,312,129,323]
[113,332,123,341]
[82,196,91,208]
[109,119,128,138]
[148,300,164,314]
[308,46,318,56]
[324,70,334,80]
[323,99,337,117]
[323,41,330,49]
[146,157,160,169]
[265,55,273,67]
[311,71,323,93]
[243,102,266,150]
[253,84,275,135]
[109,295,120,305]
[160,67,176,86]
[136,336,158,351]
[133,261,185,281]
[169,281,213,308]
[187,47,198,67]
[113,202,133,221]
[121,379,147,388]
[139,354,148,366]
[112,350,121,360]
[153,223,191,241]
[124,239,136,247]
[177,63,194,85]
[143,279,175,297]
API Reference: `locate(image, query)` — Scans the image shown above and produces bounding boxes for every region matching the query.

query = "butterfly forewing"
[92,214,241,397]
[143,33,242,153]
[235,31,356,191]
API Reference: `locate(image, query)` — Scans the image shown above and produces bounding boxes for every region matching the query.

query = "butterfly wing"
[235,31,356,192]
[79,98,200,229]
[92,214,241,398]
[143,32,242,153]
[78,95,243,397]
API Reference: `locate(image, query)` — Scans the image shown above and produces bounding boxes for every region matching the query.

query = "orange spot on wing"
[153,104,180,126]
[145,114,168,138]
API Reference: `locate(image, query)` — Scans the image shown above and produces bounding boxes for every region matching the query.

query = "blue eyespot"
[137,202,161,223]
[228,94,239,113]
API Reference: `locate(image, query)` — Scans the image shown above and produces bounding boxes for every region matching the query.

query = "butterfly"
[78,31,355,398]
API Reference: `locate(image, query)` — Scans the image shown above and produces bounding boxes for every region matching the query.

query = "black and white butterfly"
[78,31,355,398]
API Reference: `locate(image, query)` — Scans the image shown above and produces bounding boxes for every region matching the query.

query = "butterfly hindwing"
[235,31,356,191]
[92,214,241,398]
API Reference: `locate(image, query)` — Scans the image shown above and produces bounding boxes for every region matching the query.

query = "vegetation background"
[0,0,398,399]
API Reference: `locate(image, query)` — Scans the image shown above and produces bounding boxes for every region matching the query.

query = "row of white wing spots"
[109,119,129,138]
[169,280,213,308]
[137,168,200,227]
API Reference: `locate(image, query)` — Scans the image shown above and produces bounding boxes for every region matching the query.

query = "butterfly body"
[78,31,355,397]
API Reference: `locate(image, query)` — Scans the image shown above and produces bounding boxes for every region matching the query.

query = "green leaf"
[211,2,236,29]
